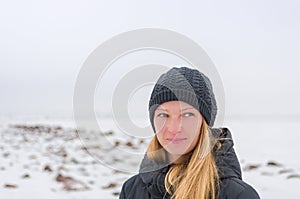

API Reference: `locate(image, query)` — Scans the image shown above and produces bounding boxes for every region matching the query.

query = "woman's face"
[154,101,203,161]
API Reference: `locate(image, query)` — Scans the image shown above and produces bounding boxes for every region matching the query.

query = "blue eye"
[157,113,168,118]
[183,112,195,117]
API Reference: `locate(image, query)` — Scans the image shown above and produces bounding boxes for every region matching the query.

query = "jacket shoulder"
[220,178,260,199]
[120,174,148,199]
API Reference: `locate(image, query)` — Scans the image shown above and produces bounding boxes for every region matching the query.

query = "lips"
[166,138,187,144]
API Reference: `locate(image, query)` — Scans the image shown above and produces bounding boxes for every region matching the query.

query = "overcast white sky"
[0,0,299,120]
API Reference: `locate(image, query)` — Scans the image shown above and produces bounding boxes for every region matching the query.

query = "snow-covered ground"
[0,116,299,198]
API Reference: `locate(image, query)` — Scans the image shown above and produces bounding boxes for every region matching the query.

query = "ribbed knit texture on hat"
[148,67,217,131]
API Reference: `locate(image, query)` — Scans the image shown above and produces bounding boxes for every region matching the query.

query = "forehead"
[157,101,196,110]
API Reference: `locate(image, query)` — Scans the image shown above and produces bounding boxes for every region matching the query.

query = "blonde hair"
[146,117,220,199]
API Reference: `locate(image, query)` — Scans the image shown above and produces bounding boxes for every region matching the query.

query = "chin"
[166,147,189,156]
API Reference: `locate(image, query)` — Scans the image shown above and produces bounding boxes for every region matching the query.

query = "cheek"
[153,117,166,133]
[156,132,167,147]
[183,118,202,134]
[183,119,202,150]
[184,128,202,153]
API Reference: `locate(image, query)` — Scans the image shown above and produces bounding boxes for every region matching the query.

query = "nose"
[166,117,182,134]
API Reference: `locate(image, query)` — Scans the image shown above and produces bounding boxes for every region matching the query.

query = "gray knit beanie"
[148,67,217,131]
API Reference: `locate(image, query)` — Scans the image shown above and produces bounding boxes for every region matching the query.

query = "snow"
[0,116,299,198]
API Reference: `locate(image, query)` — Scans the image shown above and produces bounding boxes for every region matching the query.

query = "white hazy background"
[1,1,300,198]
[1,0,300,120]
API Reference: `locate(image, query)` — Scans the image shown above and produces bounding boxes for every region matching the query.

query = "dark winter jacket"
[120,128,260,199]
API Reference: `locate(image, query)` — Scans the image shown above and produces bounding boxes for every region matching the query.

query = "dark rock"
[125,142,133,147]
[278,169,293,174]
[22,174,30,179]
[243,164,261,171]
[102,183,117,189]
[4,184,18,188]
[112,192,120,196]
[287,174,300,179]
[115,141,120,146]
[267,161,283,167]
[55,173,89,191]
[104,131,114,136]
[44,165,53,172]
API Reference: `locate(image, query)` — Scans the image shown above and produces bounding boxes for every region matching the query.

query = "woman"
[120,67,260,199]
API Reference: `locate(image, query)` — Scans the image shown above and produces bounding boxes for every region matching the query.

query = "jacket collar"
[212,128,242,180]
